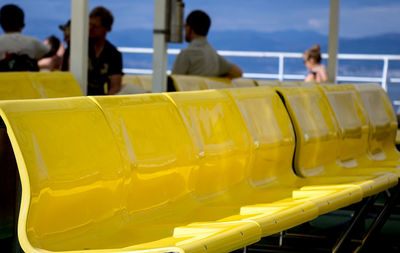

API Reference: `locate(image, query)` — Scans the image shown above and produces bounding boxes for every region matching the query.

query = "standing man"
[0,4,50,71]
[59,19,70,71]
[172,10,242,78]
[88,6,122,95]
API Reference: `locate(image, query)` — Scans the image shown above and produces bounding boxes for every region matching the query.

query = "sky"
[1,0,400,40]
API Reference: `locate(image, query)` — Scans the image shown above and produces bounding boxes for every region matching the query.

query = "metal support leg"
[279,231,285,247]
[354,184,400,253]
[12,176,22,253]
[332,196,376,253]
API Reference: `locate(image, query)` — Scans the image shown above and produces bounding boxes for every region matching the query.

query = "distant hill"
[23,15,400,55]
[109,29,400,82]
[340,33,400,54]
[25,19,400,55]
[109,29,400,55]
[207,29,328,52]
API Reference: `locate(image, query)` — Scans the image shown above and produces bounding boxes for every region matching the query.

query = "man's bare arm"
[107,74,122,95]
[224,64,243,79]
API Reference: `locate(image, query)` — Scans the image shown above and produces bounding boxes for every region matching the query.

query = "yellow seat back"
[232,78,257,87]
[202,77,233,89]
[121,75,148,94]
[122,75,152,91]
[281,81,301,87]
[354,83,398,159]
[277,86,341,177]
[169,74,207,91]
[168,90,252,199]
[137,75,153,91]
[225,86,298,187]
[396,129,400,145]
[30,72,83,97]
[122,75,141,87]
[255,80,281,87]
[0,72,41,99]
[92,94,199,214]
[300,82,317,86]
[0,97,128,251]
[318,84,369,163]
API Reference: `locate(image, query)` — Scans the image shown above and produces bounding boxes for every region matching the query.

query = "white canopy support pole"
[327,0,340,84]
[152,0,168,93]
[70,0,89,95]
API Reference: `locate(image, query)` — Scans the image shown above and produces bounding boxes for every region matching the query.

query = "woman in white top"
[303,44,327,83]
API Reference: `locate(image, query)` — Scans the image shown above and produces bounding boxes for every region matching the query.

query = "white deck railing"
[118,47,400,92]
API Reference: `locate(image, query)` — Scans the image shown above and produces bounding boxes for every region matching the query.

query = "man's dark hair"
[186,10,211,36]
[0,4,25,32]
[90,6,114,30]
[46,35,60,56]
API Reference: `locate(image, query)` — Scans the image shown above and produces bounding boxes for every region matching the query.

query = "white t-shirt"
[0,33,50,60]
[172,37,234,76]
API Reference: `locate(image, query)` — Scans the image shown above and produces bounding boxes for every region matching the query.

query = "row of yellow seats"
[121,75,312,94]
[0,72,83,99]
[0,84,398,252]
[121,74,247,93]
[169,75,257,90]
[281,83,400,177]
[121,74,312,93]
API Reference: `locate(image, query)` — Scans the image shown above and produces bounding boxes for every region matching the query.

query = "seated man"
[88,6,123,95]
[0,4,50,71]
[172,10,242,78]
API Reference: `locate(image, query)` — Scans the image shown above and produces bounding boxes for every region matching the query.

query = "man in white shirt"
[172,10,242,78]
[0,4,50,68]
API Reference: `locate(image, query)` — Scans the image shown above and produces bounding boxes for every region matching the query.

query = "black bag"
[0,53,39,72]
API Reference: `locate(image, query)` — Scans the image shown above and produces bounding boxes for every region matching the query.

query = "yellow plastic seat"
[121,75,144,93]
[232,78,257,87]
[167,90,257,200]
[169,75,233,91]
[280,81,301,87]
[300,81,317,86]
[254,80,300,87]
[0,72,82,100]
[137,75,153,91]
[202,77,233,89]
[255,80,281,87]
[318,84,400,175]
[121,75,152,94]
[396,129,400,146]
[276,86,397,198]
[169,74,207,91]
[0,72,41,99]
[354,83,400,164]
[0,97,129,252]
[122,74,140,86]
[29,72,83,98]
